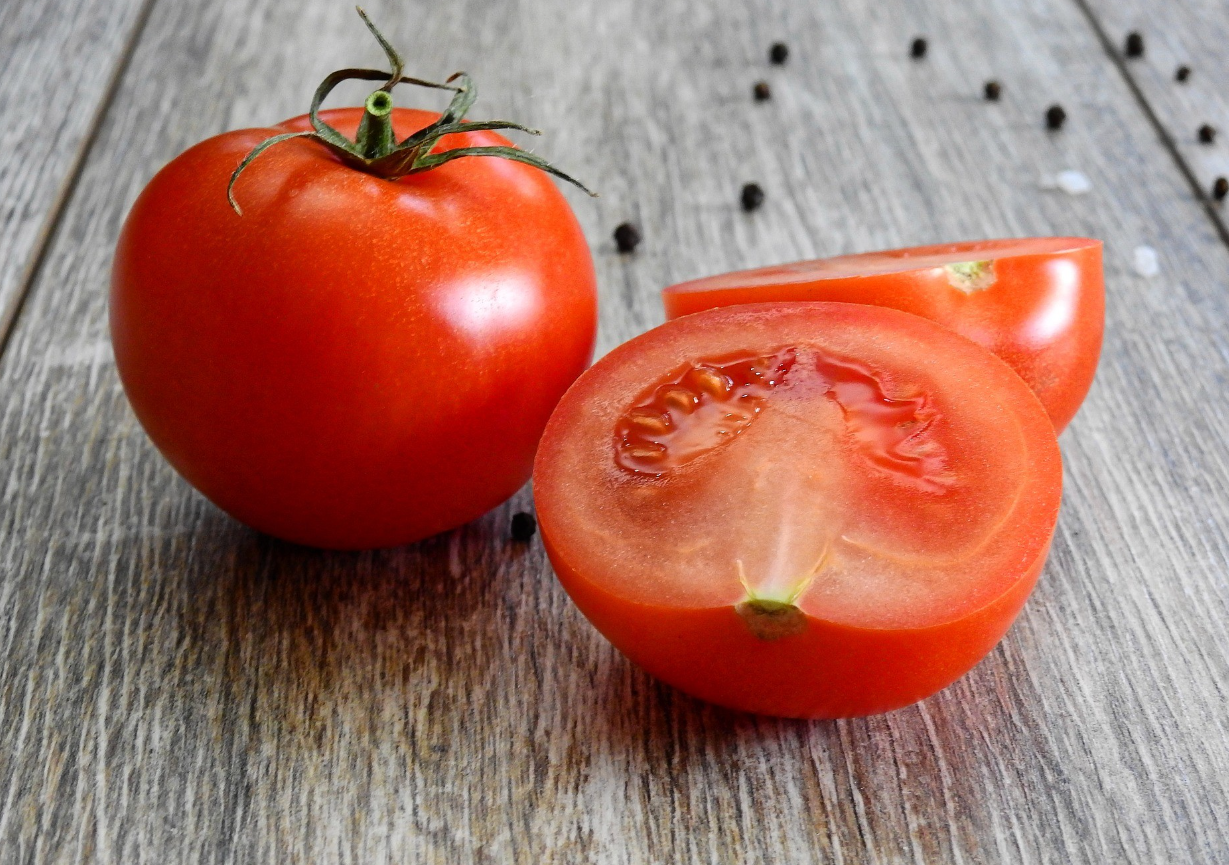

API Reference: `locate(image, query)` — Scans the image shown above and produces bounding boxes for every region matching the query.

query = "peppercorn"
[769,42,788,64]
[1199,124,1217,144]
[1045,104,1067,130]
[1175,65,1191,83]
[740,183,765,212]
[511,511,537,541]
[910,37,928,59]
[753,81,771,101]
[1124,31,1144,58]
[984,80,1002,101]
[1213,177,1228,201]
[613,222,641,253]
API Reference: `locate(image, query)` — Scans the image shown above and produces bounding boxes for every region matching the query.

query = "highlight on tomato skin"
[661,237,1104,434]
[533,302,1063,719]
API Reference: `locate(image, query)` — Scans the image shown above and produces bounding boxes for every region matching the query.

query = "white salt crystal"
[1056,170,1092,195]
[1133,245,1159,277]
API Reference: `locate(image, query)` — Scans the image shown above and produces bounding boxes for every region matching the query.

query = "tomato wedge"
[661,238,1103,433]
[534,303,1062,718]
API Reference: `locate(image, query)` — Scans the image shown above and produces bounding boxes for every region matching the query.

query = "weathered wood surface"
[1081,0,1229,238]
[2,0,1228,861]
[0,0,151,347]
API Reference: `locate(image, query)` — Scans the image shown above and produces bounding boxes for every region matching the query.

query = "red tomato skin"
[545,529,1049,718]
[111,108,597,549]
[662,239,1103,433]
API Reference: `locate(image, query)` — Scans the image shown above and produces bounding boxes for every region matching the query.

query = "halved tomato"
[661,238,1103,433]
[534,303,1062,718]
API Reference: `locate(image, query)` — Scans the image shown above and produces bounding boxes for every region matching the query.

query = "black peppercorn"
[1124,31,1144,58]
[740,183,765,212]
[1045,104,1067,130]
[984,80,1002,101]
[613,222,641,253]
[910,37,928,59]
[753,81,771,101]
[1175,65,1191,83]
[511,511,537,541]
[1213,177,1228,201]
[1199,124,1217,144]
[769,42,788,64]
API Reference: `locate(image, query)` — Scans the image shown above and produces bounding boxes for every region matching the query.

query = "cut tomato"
[661,238,1103,433]
[534,303,1062,718]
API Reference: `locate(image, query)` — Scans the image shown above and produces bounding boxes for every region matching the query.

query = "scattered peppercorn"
[1199,124,1217,144]
[910,37,928,59]
[984,80,1002,101]
[1213,177,1228,201]
[511,511,537,541]
[1045,104,1067,130]
[753,81,772,101]
[1175,65,1191,83]
[1124,31,1144,58]
[769,42,788,64]
[741,183,765,212]
[613,222,641,253]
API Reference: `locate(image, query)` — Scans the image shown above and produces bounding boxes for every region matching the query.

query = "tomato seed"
[1045,104,1067,130]
[769,42,789,64]
[511,511,537,541]
[1176,65,1191,83]
[984,80,1002,101]
[614,222,641,253]
[1199,124,1217,144]
[910,37,928,59]
[1124,31,1144,58]
[753,81,772,101]
[1213,177,1228,201]
[741,183,765,212]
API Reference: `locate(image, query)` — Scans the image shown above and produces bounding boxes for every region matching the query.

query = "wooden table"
[3,0,1228,861]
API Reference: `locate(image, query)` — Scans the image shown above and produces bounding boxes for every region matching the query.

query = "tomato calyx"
[227,6,595,214]
[735,559,815,640]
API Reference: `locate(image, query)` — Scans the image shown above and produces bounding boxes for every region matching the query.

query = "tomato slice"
[661,237,1103,433]
[534,303,1062,718]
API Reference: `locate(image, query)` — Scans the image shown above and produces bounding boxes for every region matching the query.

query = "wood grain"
[1080,0,1229,232]
[2,0,1228,861]
[0,0,151,347]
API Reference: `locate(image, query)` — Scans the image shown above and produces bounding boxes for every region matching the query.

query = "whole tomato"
[111,25,597,549]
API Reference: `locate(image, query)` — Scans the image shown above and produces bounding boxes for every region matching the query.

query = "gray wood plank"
[0,0,152,348]
[1,0,1228,862]
[1079,0,1229,230]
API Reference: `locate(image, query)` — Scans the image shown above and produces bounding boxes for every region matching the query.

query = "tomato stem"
[227,7,596,214]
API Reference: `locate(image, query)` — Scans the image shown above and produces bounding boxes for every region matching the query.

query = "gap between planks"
[0,0,161,364]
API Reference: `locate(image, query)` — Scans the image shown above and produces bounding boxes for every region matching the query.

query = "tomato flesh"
[662,238,1103,433]
[534,303,1062,718]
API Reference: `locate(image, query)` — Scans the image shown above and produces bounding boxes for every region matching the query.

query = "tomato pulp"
[662,238,1103,433]
[534,303,1062,718]
[111,108,597,549]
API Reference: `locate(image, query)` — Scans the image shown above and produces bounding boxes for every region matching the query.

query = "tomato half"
[661,238,1103,433]
[111,107,597,549]
[534,303,1061,718]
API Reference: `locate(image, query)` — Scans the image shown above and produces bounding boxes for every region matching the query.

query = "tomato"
[111,105,597,549]
[534,303,1061,718]
[661,238,1103,433]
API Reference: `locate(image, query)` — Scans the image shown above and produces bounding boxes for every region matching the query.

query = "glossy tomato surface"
[534,303,1062,718]
[662,238,1103,433]
[112,108,597,549]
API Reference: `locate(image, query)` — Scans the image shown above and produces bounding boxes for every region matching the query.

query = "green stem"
[355,90,396,159]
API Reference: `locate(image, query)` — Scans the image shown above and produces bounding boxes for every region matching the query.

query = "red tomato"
[534,303,1061,718]
[111,107,597,549]
[662,238,1103,433]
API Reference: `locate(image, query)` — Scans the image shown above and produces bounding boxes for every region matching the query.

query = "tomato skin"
[534,302,1062,718]
[662,238,1103,433]
[111,108,597,549]
[545,531,1049,718]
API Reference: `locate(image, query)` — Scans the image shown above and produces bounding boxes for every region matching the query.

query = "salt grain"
[1056,170,1092,195]
[1133,245,1159,277]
